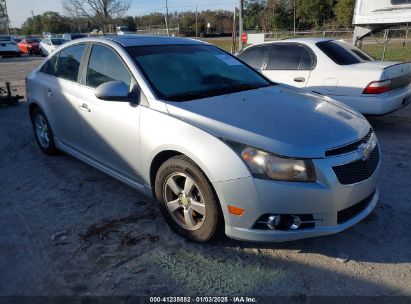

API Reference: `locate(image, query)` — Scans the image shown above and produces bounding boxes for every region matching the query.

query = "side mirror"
[95,80,130,101]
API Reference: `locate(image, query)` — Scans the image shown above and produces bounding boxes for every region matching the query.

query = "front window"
[86,44,132,88]
[266,44,315,70]
[316,40,373,65]
[126,44,272,101]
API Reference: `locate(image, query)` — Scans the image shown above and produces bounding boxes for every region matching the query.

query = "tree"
[63,0,131,32]
[334,0,355,27]
[295,0,335,28]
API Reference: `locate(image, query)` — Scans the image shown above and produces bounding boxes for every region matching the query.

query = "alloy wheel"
[163,172,206,231]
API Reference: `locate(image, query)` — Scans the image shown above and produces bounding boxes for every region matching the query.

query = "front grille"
[337,191,375,224]
[326,129,373,157]
[332,146,380,185]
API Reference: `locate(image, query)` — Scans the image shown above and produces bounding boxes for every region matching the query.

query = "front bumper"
[213,146,381,242]
[332,86,411,115]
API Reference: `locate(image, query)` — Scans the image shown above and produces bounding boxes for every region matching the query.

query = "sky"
[7,0,238,28]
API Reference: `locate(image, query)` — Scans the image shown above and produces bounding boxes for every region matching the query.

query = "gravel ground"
[0,55,410,299]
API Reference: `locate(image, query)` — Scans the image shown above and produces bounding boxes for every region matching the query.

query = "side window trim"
[81,42,136,89]
[263,43,317,71]
[38,43,88,84]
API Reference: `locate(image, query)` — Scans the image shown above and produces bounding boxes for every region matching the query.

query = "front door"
[261,43,315,88]
[77,44,142,180]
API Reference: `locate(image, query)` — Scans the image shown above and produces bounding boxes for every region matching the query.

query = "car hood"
[165,85,370,158]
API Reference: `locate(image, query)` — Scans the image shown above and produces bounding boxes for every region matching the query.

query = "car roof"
[100,34,207,47]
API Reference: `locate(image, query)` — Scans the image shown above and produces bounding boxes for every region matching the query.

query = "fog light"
[290,215,302,230]
[267,215,281,230]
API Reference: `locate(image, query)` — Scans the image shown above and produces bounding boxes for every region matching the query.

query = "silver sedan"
[26,35,381,242]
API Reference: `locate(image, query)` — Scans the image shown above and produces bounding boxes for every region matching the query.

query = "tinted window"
[266,44,314,70]
[71,34,86,40]
[316,40,373,65]
[237,46,269,69]
[41,55,58,76]
[86,45,132,88]
[51,39,66,46]
[26,38,40,43]
[54,44,85,81]
[126,44,271,102]
[0,35,11,41]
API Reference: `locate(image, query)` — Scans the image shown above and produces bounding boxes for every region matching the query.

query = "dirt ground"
[0,55,410,300]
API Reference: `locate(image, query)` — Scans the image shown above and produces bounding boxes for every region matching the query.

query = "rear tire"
[30,108,58,155]
[155,155,222,242]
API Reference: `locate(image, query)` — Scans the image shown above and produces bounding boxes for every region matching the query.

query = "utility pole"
[195,2,198,37]
[165,0,170,36]
[31,10,36,34]
[293,0,296,37]
[238,0,243,51]
[231,7,236,54]
[0,0,10,34]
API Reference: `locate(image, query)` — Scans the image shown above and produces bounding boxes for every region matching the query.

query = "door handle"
[79,103,91,112]
[46,89,53,97]
[294,77,306,83]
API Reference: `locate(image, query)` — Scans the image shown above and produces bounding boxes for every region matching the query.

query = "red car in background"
[18,38,41,55]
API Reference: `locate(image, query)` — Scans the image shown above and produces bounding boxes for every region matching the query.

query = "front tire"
[155,155,222,242]
[30,108,58,155]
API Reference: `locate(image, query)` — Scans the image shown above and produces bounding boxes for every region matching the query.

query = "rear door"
[261,43,315,88]
[39,43,87,149]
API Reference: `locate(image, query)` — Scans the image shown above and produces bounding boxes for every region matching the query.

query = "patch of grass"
[199,38,233,52]
[362,43,411,62]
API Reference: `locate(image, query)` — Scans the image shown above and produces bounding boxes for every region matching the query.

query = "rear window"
[0,35,11,41]
[71,35,86,40]
[26,38,41,43]
[316,40,373,65]
[51,39,66,45]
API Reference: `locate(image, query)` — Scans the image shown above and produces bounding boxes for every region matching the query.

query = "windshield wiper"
[165,83,273,102]
[166,90,212,102]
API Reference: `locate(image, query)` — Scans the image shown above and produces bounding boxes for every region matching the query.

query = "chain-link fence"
[360,28,411,62]
[256,27,411,62]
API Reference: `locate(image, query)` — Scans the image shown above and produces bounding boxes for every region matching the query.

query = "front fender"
[139,105,251,186]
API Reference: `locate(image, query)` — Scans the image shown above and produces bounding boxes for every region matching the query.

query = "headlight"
[223,140,316,182]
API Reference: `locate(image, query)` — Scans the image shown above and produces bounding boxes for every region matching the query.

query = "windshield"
[126,44,272,101]
[51,39,66,45]
[316,40,374,65]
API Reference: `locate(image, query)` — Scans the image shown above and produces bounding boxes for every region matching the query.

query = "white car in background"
[0,35,20,57]
[237,38,411,115]
[40,37,67,56]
